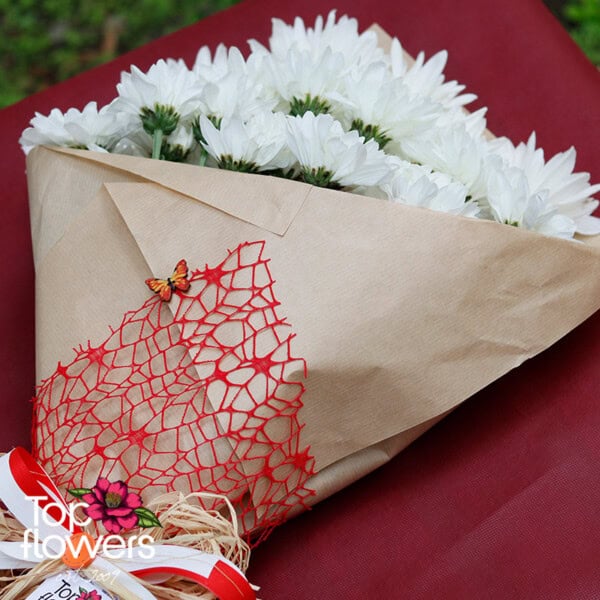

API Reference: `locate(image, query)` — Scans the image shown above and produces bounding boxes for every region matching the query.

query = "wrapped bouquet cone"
[28,145,600,535]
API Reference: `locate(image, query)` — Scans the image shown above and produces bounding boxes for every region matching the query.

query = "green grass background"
[1,0,598,109]
[0,0,239,107]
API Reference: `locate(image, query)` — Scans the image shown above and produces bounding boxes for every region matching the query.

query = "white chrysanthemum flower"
[193,44,244,83]
[111,59,203,151]
[400,124,489,195]
[488,133,600,235]
[259,46,346,115]
[436,106,488,139]
[199,112,294,172]
[113,123,195,162]
[521,195,578,239]
[192,45,275,123]
[382,159,479,217]
[250,11,384,69]
[160,124,195,162]
[196,76,266,124]
[329,62,441,150]
[483,164,576,239]
[390,39,476,110]
[250,11,385,116]
[19,102,123,154]
[286,112,391,189]
[112,130,152,157]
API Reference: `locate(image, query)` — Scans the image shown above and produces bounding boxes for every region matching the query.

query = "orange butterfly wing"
[169,259,191,292]
[145,278,173,302]
[145,260,189,302]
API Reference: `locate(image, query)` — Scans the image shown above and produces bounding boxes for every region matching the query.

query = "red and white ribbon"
[0,448,255,600]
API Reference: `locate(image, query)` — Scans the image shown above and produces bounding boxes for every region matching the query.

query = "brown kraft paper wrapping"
[25,16,600,525]
[27,142,600,513]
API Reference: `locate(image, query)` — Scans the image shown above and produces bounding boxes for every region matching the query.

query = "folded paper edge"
[43,146,312,236]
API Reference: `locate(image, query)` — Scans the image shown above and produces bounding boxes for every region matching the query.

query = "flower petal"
[106,506,135,517]
[107,480,128,499]
[81,493,97,505]
[95,478,110,493]
[102,517,123,534]
[91,487,105,503]
[84,504,106,521]
[124,492,143,509]
[117,513,139,530]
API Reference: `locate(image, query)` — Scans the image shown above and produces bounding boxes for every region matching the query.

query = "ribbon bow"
[0,448,255,600]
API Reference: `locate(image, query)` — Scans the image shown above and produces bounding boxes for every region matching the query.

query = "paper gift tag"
[25,570,116,600]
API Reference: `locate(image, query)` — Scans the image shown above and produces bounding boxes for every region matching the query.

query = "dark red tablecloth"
[2,0,599,597]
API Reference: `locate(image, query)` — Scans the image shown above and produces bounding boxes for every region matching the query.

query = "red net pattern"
[33,241,315,539]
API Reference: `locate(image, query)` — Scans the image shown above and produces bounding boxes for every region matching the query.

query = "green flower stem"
[199,147,208,167]
[152,129,163,160]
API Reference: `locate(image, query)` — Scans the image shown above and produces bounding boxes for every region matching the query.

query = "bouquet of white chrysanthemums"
[18,12,600,549]
[20,11,600,240]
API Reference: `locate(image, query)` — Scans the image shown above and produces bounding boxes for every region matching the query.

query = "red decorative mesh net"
[33,241,315,540]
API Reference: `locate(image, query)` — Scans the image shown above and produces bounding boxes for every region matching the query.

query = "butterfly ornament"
[145,259,191,302]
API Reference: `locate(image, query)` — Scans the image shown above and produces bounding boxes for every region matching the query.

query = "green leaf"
[68,488,93,498]
[134,507,162,528]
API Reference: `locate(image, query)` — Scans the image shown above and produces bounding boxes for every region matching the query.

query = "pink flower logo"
[76,589,102,600]
[69,478,161,534]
